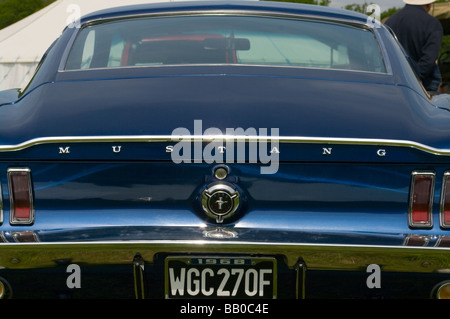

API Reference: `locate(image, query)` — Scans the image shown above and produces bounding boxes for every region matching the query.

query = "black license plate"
[165,256,277,299]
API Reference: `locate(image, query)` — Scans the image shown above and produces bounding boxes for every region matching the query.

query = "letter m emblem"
[59,147,70,154]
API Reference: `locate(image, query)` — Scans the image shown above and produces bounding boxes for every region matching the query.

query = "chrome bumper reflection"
[0,240,448,274]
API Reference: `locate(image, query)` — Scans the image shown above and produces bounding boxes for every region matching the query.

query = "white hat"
[403,0,436,4]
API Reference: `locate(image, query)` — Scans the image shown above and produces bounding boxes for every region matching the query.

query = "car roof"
[79,1,369,26]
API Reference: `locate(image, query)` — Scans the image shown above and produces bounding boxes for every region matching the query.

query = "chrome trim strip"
[1,135,450,156]
[59,61,391,75]
[81,9,370,30]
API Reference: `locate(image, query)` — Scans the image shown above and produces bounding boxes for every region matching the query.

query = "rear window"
[65,14,386,73]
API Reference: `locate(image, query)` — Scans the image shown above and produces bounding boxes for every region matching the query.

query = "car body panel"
[0,1,449,299]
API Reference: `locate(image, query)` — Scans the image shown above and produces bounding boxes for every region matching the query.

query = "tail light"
[432,281,450,299]
[0,178,2,225]
[408,171,434,229]
[7,168,34,225]
[440,172,450,229]
[404,234,431,246]
[0,277,12,299]
[436,236,450,247]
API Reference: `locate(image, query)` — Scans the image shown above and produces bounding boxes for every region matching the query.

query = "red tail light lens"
[436,236,450,247]
[7,168,34,225]
[440,172,450,229]
[404,234,431,246]
[0,179,2,225]
[408,172,434,228]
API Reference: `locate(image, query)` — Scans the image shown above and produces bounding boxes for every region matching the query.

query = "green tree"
[381,7,401,21]
[0,0,55,29]
[0,0,331,30]
[344,3,369,13]
[344,2,401,21]
[345,1,450,20]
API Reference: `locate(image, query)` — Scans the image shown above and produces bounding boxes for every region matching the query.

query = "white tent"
[0,0,176,91]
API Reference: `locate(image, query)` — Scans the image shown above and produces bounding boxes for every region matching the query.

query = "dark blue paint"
[0,1,448,246]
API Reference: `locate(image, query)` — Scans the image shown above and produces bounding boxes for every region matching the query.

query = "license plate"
[164,256,277,299]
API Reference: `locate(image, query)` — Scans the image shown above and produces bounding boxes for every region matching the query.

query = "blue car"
[0,1,449,299]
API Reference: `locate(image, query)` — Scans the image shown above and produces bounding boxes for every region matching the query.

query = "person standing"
[385,0,443,93]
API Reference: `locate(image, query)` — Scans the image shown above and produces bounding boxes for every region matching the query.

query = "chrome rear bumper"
[0,240,449,299]
[1,240,448,273]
